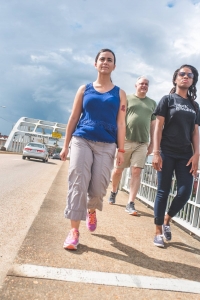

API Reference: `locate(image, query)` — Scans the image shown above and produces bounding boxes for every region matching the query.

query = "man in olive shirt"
[108,76,156,215]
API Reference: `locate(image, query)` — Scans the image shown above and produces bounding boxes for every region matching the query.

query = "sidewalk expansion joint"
[8,263,200,294]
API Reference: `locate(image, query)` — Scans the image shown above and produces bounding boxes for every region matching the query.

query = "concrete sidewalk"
[1,161,200,300]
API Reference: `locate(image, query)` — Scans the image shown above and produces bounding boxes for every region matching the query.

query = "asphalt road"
[0,153,63,287]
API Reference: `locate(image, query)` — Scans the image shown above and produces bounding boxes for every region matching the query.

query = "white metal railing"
[120,155,200,237]
[4,117,66,152]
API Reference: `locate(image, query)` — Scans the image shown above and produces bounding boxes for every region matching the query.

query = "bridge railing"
[119,155,200,237]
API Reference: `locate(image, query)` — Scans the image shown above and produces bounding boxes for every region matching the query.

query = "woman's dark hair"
[170,64,199,111]
[95,48,116,65]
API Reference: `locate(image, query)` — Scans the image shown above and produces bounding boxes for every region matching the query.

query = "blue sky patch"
[167,1,175,8]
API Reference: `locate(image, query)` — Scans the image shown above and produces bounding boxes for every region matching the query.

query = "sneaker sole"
[125,209,138,216]
[63,244,78,250]
[87,227,97,232]
[153,242,164,248]
[109,202,115,205]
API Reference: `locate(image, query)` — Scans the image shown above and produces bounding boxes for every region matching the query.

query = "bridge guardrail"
[120,155,200,237]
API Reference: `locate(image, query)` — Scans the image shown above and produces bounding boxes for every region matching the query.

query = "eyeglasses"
[178,72,194,79]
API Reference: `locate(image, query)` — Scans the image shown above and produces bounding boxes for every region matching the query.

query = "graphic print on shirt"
[176,104,196,114]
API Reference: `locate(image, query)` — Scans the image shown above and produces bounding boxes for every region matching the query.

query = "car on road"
[52,153,61,160]
[22,142,48,162]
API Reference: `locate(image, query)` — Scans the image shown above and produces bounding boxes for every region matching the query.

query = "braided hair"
[170,64,199,112]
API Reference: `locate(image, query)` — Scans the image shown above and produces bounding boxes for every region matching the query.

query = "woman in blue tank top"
[60,49,127,250]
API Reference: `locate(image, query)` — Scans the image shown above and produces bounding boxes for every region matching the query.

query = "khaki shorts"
[115,140,148,169]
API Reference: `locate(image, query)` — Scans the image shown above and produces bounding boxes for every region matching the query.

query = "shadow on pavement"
[67,234,200,282]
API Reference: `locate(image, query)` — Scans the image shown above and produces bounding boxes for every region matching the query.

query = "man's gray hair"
[136,76,149,84]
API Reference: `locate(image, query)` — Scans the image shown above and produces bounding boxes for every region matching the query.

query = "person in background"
[108,76,156,215]
[60,49,126,250]
[152,64,199,248]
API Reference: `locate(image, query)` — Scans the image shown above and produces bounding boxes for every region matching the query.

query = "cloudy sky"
[0,0,200,135]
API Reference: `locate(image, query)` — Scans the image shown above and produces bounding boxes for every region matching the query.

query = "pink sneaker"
[86,211,97,232]
[63,228,79,250]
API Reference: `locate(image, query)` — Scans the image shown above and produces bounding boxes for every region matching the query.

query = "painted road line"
[9,264,200,294]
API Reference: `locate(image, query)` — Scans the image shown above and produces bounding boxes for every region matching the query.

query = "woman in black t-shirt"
[152,64,199,248]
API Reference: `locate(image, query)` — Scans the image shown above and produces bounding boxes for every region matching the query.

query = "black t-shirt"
[154,93,200,154]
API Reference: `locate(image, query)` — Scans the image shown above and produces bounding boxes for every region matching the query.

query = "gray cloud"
[0,0,200,134]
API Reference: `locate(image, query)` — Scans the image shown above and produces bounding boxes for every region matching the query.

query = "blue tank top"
[73,83,120,143]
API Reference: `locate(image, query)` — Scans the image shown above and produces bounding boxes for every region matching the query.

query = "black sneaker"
[163,224,172,241]
[125,202,138,215]
[108,191,117,204]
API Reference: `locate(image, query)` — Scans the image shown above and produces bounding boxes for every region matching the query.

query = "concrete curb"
[0,151,21,155]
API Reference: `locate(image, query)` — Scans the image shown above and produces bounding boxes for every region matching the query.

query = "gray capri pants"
[64,136,116,221]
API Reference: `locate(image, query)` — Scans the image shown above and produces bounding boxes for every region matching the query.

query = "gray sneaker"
[163,224,172,241]
[154,235,164,247]
[125,202,138,215]
[108,191,117,205]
